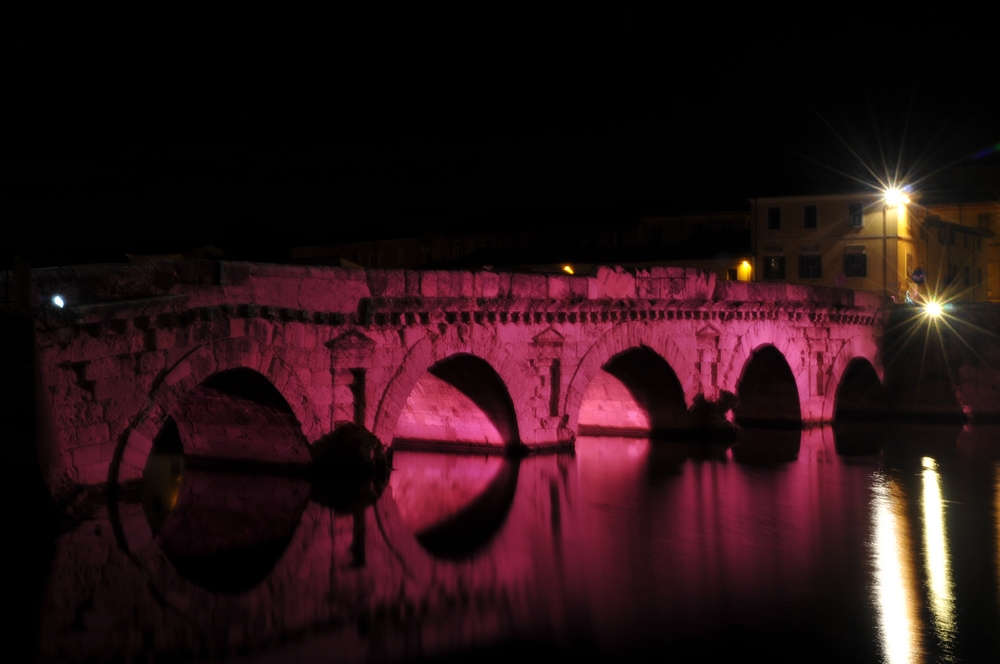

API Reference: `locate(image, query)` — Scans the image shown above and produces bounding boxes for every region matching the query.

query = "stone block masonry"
[21,261,890,496]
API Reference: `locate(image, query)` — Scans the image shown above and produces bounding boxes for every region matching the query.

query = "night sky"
[7,27,998,266]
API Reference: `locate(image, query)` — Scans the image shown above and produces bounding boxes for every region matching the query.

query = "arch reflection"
[142,420,311,593]
[141,369,312,593]
[732,426,801,465]
[833,422,883,456]
[390,450,519,559]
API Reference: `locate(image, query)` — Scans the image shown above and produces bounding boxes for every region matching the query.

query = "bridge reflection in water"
[38,416,1000,663]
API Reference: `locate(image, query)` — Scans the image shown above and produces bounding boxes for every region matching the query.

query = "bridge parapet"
[25,261,887,313]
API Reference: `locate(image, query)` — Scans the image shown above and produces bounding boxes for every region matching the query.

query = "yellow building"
[751,193,998,303]
[919,200,1000,302]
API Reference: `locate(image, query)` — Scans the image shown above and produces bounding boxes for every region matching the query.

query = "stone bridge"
[23,261,889,493]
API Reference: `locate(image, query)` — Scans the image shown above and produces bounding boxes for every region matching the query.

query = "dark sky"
[7,27,998,263]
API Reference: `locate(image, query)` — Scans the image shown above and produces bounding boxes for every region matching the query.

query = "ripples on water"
[36,424,1000,662]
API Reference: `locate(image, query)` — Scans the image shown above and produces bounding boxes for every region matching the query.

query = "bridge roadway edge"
[11,260,892,497]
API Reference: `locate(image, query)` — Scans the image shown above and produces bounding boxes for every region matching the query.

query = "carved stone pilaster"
[696,324,721,399]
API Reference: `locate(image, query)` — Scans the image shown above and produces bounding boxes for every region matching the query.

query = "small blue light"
[52,295,65,308]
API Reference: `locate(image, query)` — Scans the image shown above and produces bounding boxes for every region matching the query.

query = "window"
[949,230,955,246]
[964,266,971,288]
[764,256,785,279]
[848,203,863,227]
[977,237,983,250]
[767,207,781,230]
[938,228,947,244]
[978,268,984,286]
[727,268,738,280]
[979,212,991,230]
[844,253,867,277]
[963,234,969,248]
[803,205,817,228]
[799,254,822,279]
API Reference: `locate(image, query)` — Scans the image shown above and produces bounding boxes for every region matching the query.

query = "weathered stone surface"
[26,261,893,496]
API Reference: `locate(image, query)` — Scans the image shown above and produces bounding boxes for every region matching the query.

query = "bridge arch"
[832,357,886,421]
[564,322,697,436]
[393,353,519,448]
[721,321,807,425]
[372,332,532,448]
[822,335,883,422]
[577,346,689,435]
[733,343,801,427]
[114,336,316,485]
[720,321,806,397]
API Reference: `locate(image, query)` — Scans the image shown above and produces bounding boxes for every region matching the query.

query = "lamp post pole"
[881,188,910,301]
[883,205,888,298]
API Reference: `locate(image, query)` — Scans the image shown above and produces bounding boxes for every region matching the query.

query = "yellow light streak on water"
[921,457,955,657]
[871,472,921,664]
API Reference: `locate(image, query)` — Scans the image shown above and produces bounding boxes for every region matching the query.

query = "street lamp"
[884,187,910,207]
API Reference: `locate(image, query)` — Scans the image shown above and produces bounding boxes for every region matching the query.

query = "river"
[31,423,1000,663]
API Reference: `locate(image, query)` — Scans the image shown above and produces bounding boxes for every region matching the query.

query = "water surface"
[37,424,1000,662]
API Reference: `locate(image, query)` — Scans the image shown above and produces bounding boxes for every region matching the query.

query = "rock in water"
[687,391,739,441]
[311,421,391,477]
[309,422,392,511]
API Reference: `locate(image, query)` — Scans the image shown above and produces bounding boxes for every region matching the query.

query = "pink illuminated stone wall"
[170,384,310,464]
[578,370,651,434]
[394,373,506,446]
[26,261,889,495]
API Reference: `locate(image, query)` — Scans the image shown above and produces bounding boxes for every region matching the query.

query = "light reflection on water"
[38,424,1000,662]
[870,472,921,664]
[921,457,955,659]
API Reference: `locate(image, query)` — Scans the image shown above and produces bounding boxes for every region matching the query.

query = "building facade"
[751,193,998,303]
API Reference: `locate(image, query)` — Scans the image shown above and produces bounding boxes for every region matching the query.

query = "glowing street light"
[52,295,65,308]
[924,300,943,318]
[884,187,910,207]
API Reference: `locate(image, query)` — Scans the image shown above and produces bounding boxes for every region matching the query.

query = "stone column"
[530,327,572,447]
[696,324,722,401]
[326,330,376,431]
